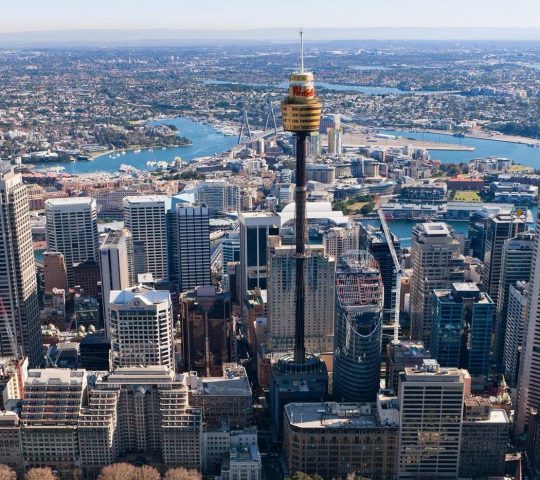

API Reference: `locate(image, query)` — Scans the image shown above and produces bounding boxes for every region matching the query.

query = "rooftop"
[26,368,86,385]
[463,407,509,425]
[190,364,251,397]
[109,285,170,306]
[123,195,168,205]
[421,222,451,236]
[45,197,95,208]
[403,359,466,382]
[285,402,382,430]
[390,340,431,362]
[280,201,347,227]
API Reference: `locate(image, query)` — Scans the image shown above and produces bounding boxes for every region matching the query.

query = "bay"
[381,129,540,168]
[204,79,454,96]
[32,117,238,174]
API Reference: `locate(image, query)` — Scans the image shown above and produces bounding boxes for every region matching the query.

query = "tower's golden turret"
[281,32,322,133]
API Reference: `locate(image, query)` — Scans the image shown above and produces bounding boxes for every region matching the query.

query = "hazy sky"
[2,0,540,33]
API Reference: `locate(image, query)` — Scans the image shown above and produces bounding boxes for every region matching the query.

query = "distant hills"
[1,28,540,47]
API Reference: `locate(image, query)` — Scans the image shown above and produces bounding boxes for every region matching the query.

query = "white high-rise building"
[99,229,134,335]
[45,197,99,287]
[109,285,174,370]
[197,180,240,217]
[398,359,466,479]
[517,210,540,434]
[323,225,359,259]
[267,236,335,353]
[79,367,202,477]
[410,223,465,346]
[20,369,87,478]
[0,163,42,366]
[494,232,534,368]
[123,196,168,282]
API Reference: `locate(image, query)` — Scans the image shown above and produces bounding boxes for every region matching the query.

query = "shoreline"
[385,127,540,147]
[89,142,192,161]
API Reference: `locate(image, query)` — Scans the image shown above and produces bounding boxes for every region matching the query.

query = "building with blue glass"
[431,283,494,377]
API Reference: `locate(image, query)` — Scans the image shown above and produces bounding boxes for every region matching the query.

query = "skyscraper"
[398,359,466,479]
[410,222,465,345]
[516,209,540,434]
[45,197,99,287]
[481,212,527,309]
[267,235,335,353]
[179,286,234,376]
[431,283,494,377]
[197,180,240,218]
[493,231,534,368]
[238,212,280,299]
[333,250,384,402]
[359,224,401,341]
[99,229,134,335]
[468,205,512,260]
[221,232,240,291]
[123,195,168,282]
[0,163,42,366]
[109,285,174,370]
[170,202,211,293]
[503,281,528,386]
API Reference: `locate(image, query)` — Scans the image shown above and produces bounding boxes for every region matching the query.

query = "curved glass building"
[333,250,383,402]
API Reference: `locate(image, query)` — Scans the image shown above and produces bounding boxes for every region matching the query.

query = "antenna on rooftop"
[300,27,305,74]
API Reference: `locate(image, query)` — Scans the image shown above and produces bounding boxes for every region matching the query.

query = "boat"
[118,164,140,173]
[148,149,154,152]
[45,166,66,173]
[161,147,167,150]
[146,161,157,167]
[134,149,141,154]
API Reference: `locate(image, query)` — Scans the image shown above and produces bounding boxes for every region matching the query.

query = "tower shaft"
[294,132,308,364]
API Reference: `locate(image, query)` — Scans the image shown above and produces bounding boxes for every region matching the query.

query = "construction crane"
[0,297,25,399]
[377,206,402,343]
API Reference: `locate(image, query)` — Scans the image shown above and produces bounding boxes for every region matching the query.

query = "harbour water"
[33,117,237,174]
[32,117,540,174]
[204,79,454,96]
[360,218,470,248]
[381,129,540,168]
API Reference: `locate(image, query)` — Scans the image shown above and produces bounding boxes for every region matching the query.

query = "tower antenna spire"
[300,27,304,74]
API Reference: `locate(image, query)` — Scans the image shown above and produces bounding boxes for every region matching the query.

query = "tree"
[25,468,58,480]
[135,466,161,480]
[98,463,138,480]
[360,201,375,215]
[163,468,202,480]
[0,465,16,480]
